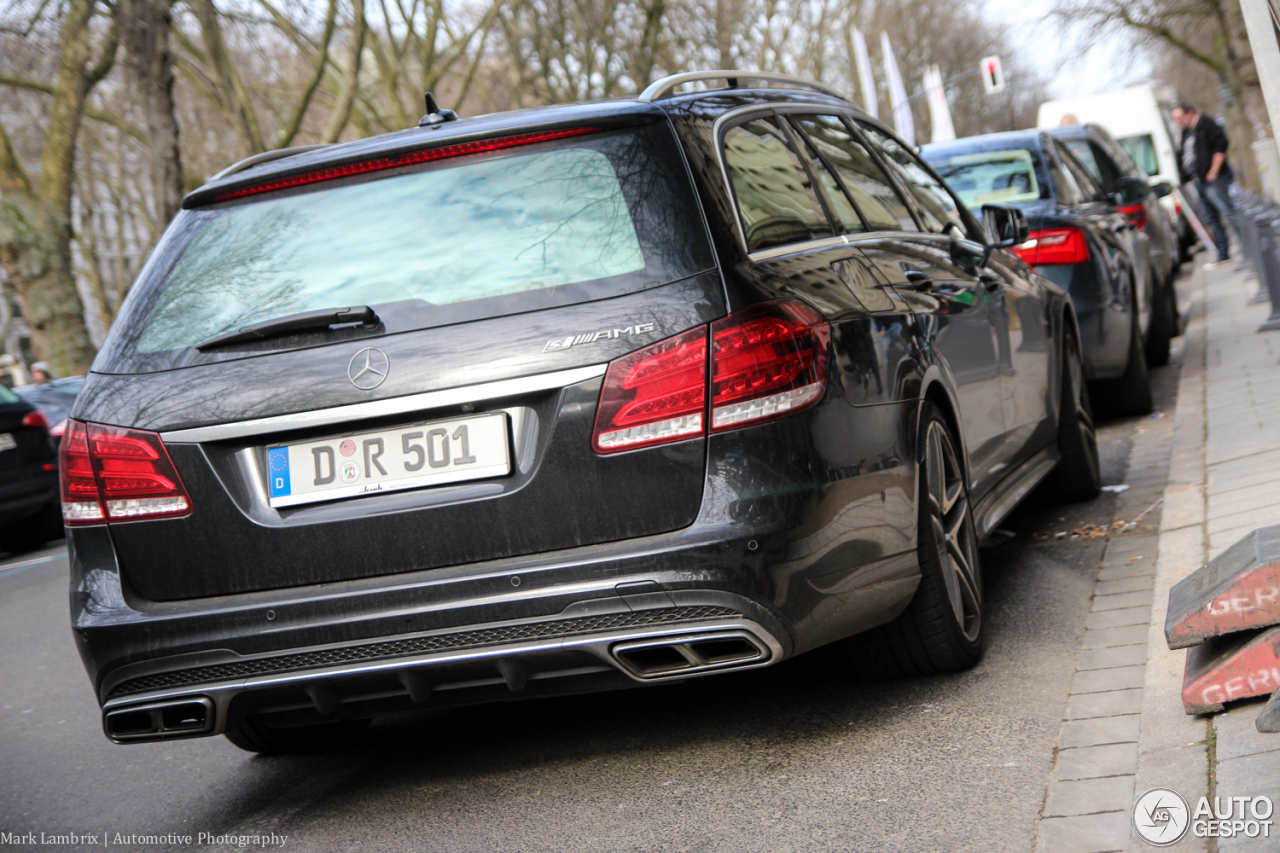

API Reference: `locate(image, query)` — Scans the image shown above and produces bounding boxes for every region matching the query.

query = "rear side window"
[1117,133,1159,176]
[1047,147,1085,204]
[791,115,917,232]
[859,124,967,234]
[0,386,17,405]
[723,118,834,252]
[1061,139,1105,184]
[792,130,864,234]
[98,123,716,371]
[1057,142,1106,201]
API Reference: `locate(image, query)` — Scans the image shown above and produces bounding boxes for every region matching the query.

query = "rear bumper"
[99,595,783,743]
[71,403,923,742]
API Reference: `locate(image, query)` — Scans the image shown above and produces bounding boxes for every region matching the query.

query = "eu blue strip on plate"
[267,447,291,498]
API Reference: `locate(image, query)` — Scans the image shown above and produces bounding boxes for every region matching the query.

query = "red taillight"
[21,410,48,429]
[213,127,602,203]
[591,301,830,453]
[710,301,830,430]
[1012,227,1091,266]
[59,421,193,525]
[592,327,708,452]
[1117,203,1147,231]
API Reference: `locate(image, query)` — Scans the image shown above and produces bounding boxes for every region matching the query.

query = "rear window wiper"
[195,306,380,350]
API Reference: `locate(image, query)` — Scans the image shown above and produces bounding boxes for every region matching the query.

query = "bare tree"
[0,0,117,375]
[1050,0,1266,189]
[118,0,184,227]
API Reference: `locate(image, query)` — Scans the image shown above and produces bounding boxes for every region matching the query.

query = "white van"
[1038,85,1194,256]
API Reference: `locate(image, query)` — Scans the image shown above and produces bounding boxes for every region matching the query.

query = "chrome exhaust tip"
[104,697,214,743]
[611,631,769,679]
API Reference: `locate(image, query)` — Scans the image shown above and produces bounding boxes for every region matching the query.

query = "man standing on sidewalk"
[1171,102,1239,269]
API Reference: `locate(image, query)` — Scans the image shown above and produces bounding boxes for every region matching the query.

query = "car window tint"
[789,128,864,233]
[102,124,716,368]
[723,119,834,251]
[791,115,916,232]
[1088,142,1123,188]
[1101,137,1142,178]
[1062,139,1104,183]
[859,124,966,234]
[1048,150,1084,205]
[1117,133,1160,176]
[1056,141,1105,201]
[925,147,1045,209]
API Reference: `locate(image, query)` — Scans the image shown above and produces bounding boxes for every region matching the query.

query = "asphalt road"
[0,333,1182,853]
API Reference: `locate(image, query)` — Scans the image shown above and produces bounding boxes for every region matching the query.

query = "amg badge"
[543,322,657,353]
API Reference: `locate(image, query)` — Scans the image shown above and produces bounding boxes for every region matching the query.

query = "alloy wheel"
[1067,338,1100,484]
[925,422,982,643]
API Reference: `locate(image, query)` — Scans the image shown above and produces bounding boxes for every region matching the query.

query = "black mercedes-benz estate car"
[923,131,1158,416]
[68,71,1101,753]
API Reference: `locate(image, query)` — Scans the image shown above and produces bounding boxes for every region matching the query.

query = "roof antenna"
[418,92,458,127]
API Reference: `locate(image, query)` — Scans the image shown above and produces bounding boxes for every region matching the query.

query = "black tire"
[1052,329,1102,502]
[1144,279,1176,367]
[1093,294,1154,417]
[224,716,369,755]
[840,403,983,678]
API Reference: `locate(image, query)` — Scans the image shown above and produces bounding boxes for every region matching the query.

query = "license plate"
[0,433,14,452]
[265,413,510,508]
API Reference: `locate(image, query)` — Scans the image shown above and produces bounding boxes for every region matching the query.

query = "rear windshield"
[923,147,1048,208]
[98,122,714,372]
[1117,134,1159,176]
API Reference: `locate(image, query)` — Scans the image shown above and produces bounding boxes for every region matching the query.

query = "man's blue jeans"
[1197,175,1239,262]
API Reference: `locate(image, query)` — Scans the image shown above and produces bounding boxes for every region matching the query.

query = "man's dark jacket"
[1180,115,1231,182]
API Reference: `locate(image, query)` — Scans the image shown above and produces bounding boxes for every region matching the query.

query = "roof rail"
[208,143,332,183]
[637,70,846,103]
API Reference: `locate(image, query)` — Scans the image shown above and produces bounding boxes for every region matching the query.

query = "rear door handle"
[904,270,933,291]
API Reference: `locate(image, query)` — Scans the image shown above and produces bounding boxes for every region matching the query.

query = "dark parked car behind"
[0,385,62,554]
[15,375,85,437]
[69,71,1101,754]
[923,131,1158,415]
[1046,123,1179,367]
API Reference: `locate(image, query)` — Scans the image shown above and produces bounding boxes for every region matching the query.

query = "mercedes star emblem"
[347,347,390,390]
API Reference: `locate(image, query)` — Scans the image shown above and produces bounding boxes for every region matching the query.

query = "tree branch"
[0,74,147,142]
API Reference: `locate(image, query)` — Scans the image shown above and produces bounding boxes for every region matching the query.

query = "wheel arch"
[917,374,970,490]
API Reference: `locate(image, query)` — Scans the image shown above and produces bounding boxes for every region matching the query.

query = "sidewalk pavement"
[1037,261,1280,853]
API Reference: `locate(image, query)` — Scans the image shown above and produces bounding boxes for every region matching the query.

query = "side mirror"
[982,203,1030,245]
[1152,181,1173,198]
[1110,176,1151,206]
[980,204,1030,267]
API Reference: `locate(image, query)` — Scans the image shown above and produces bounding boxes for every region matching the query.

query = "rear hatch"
[76,110,724,601]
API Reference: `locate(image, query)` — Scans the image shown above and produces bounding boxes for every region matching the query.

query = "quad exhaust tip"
[612,631,768,679]
[104,697,214,742]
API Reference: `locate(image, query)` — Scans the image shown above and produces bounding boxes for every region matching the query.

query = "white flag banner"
[926,65,956,143]
[881,32,914,147]
[852,28,877,119]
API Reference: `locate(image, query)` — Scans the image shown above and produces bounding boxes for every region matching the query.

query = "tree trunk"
[0,196,96,376]
[118,0,184,229]
[0,0,116,375]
